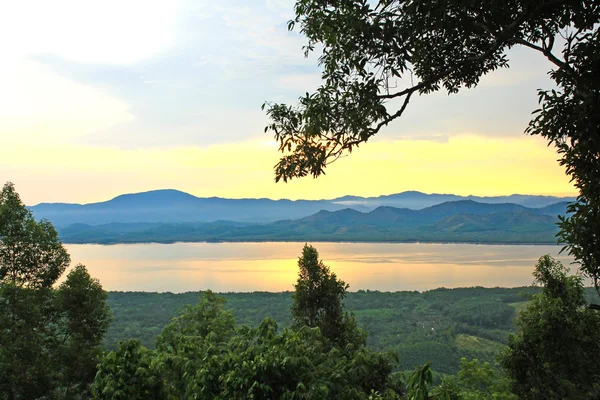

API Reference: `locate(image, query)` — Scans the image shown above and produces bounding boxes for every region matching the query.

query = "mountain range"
[52,199,570,245]
[29,189,575,227]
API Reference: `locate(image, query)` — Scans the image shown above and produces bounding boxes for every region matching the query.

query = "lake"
[63,242,573,292]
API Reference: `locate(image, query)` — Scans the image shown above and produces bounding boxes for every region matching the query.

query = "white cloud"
[0,59,133,144]
[0,0,563,152]
[0,0,181,64]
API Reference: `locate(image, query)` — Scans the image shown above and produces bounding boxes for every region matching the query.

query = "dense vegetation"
[500,255,600,398]
[56,200,565,244]
[93,245,520,399]
[0,183,112,399]
[105,286,598,376]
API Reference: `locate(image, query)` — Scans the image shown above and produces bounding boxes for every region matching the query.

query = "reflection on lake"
[64,242,574,292]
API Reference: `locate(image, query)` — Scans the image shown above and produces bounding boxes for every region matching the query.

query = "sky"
[0,0,577,205]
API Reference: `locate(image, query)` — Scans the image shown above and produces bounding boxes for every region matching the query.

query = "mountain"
[30,189,357,227]
[331,192,575,210]
[29,189,574,228]
[56,200,566,244]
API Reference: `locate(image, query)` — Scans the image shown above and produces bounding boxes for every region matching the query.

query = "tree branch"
[377,0,570,102]
[372,91,413,135]
[514,38,590,95]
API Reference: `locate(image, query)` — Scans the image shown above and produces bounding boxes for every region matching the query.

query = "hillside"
[57,200,566,244]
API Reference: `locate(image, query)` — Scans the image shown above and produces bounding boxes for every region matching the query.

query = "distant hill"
[56,200,567,244]
[29,189,575,227]
[331,191,575,210]
[30,189,357,226]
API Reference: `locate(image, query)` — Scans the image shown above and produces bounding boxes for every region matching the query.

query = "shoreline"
[106,286,536,294]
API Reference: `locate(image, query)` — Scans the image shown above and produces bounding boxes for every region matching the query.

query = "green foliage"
[523,23,600,292]
[407,362,433,400]
[92,339,162,400]
[103,286,564,376]
[57,264,113,396]
[96,246,501,399]
[499,255,600,399]
[0,182,111,399]
[156,290,235,351]
[292,244,365,348]
[0,285,57,399]
[95,291,400,399]
[456,358,516,400]
[0,182,70,288]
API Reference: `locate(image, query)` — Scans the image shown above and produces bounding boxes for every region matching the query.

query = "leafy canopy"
[499,255,600,399]
[0,182,111,399]
[97,246,505,399]
[0,182,70,288]
[94,291,399,400]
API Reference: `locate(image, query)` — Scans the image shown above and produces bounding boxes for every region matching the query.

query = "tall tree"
[0,182,112,399]
[292,244,365,348]
[499,255,600,399]
[0,182,70,288]
[57,264,113,398]
[263,0,600,290]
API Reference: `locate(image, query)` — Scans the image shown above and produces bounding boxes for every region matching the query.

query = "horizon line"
[27,187,578,207]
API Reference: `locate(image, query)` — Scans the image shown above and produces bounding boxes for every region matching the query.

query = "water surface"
[64,242,573,292]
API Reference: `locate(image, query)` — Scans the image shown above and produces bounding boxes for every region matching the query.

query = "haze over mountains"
[29,189,575,227]
[25,189,573,245]
[56,199,568,244]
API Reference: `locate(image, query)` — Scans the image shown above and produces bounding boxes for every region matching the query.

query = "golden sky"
[3,134,575,205]
[0,0,576,205]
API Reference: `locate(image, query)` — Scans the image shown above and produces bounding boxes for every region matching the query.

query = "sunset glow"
[0,0,575,205]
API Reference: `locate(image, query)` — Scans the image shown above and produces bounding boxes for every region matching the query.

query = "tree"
[156,289,235,352]
[57,264,113,397]
[92,339,162,400]
[0,182,70,288]
[292,244,365,348]
[263,0,600,289]
[0,182,112,399]
[499,255,600,399]
[94,291,401,400]
[455,358,516,400]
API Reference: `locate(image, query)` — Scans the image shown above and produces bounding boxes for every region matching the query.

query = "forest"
[104,286,600,376]
[105,286,535,375]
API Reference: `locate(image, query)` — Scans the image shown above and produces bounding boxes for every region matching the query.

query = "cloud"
[16,0,315,148]
[4,0,562,151]
[0,0,181,64]
[0,59,133,144]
